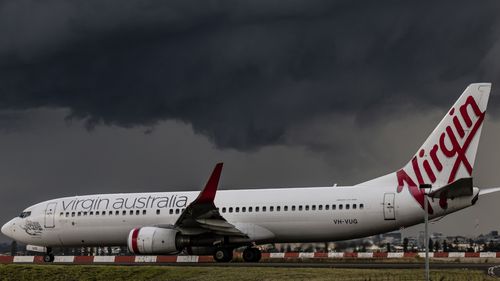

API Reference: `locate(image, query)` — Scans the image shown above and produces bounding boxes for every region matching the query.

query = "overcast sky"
[2,0,500,242]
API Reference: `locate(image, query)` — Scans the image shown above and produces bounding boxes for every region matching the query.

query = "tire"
[43,254,54,263]
[242,247,261,263]
[213,248,233,262]
[254,248,262,262]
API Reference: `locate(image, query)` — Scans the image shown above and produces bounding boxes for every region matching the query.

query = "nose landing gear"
[43,247,54,263]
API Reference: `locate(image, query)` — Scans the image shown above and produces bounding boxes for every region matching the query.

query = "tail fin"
[399,83,490,187]
[358,83,491,188]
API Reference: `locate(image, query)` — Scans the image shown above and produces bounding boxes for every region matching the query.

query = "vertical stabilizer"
[357,83,491,211]
[398,83,490,187]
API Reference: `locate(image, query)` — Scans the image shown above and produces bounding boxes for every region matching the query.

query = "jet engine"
[127,227,181,254]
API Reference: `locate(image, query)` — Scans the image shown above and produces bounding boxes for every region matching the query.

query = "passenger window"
[312,205,316,211]
[129,210,133,215]
[115,211,120,215]
[122,210,126,215]
[157,209,160,215]
[325,205,329,210]
[136,210,140,215]
[360,204,364,209]
[109,211,113,215]
[90,212,94,216]
[277,206,281,211]
[284,206,288,211]
[59,212,63,216]
[175,209,180,214]
[318,205,323,210]
[229,207,233,213]
[102,211,105,216]
[339,204,343,210]
[255,207,260,212]
[299,205,303,211]
[77,212,81,216]
[270,206,274,212]
[222,207,226,213]
[242,207,246,212]
[292,206,296,211]
[346,204,350,210]
[169,209,174,214]
[95,211,99,215]
[332,205,336,210]
[305,205,309,211]
[72,212,75,217]
[83,212,88,216]
[236,207,240,213]
[249,207,253,212]
[262,206,267,212]
[65,212,69,217]
[353,204,357,209]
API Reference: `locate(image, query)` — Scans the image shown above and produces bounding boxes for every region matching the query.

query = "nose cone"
[1,222,9,236]
[1,220,13,239]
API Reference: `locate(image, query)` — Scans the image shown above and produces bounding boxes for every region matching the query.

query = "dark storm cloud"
[1,0,500,150]
[0,111,29,133]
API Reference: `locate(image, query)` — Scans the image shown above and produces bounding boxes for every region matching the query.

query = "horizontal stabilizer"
[428,178,473,199]
[479,187,500,196]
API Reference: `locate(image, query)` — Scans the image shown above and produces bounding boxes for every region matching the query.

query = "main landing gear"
[242,247,262,263]
[213,247,262,263]
[43,247,54,263]
[213,247,233,262]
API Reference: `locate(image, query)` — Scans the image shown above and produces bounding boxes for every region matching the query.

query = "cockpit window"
[19,211,31,218]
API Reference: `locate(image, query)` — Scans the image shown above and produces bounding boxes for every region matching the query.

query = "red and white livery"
[2,83,498,263]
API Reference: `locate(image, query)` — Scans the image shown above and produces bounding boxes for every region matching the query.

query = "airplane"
[2,83,499,263]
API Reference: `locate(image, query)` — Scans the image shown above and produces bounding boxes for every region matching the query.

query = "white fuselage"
[0,83,491,252]
[1,184,478,247]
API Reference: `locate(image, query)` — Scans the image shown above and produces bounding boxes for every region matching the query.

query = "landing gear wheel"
[213,248,233,262]
[43,253,55,263]
[242,247,262,263]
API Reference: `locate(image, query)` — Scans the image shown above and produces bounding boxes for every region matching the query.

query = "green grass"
[0,265,495,281]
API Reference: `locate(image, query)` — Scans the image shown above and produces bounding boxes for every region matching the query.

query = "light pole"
[420,184,431,281]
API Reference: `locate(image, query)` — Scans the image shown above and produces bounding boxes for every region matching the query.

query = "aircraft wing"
[173,163,247,237]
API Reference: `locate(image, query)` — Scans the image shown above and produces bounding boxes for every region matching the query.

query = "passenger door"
[44,202,57,228]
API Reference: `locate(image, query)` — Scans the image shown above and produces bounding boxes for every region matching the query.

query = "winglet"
[193,163,223,204]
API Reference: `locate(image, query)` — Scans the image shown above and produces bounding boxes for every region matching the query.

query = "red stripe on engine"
[131,228,140,254]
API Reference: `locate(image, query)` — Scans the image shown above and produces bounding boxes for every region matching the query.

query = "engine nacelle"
[127,227,181,254]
